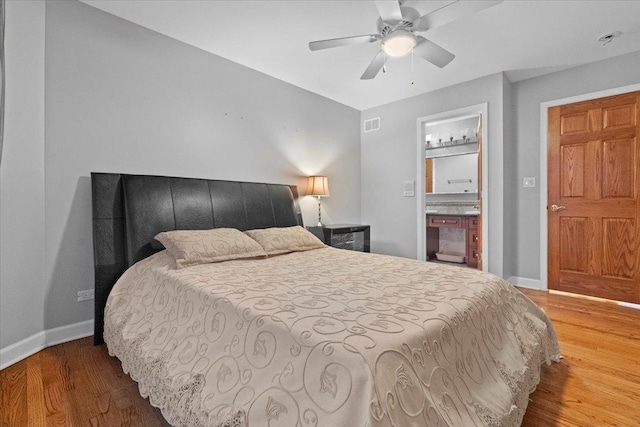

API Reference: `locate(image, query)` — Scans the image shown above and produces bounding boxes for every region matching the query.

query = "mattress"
[104,247,560,426]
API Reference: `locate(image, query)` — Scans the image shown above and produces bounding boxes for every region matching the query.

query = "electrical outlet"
[523,177,536,188]
[77,289,94,301]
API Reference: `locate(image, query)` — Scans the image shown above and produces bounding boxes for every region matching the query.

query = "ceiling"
[80,0,640,111]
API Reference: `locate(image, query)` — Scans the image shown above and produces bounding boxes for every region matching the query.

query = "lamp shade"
[306,176,330,197]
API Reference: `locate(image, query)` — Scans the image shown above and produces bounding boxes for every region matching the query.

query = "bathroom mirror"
[425,152,478,194]
[424,115,479,195]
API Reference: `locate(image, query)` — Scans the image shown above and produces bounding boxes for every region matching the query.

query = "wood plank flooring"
[520,288,640,427]
[1,288,639,426]
[1,338,168,426]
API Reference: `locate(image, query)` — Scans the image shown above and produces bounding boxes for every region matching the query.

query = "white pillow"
[244,226,326,256]
[154,228,266,268]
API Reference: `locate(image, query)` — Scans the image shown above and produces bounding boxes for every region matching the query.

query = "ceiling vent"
[364,117,381,133]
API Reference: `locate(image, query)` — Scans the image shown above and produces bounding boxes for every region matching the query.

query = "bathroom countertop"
[425,208,479,216]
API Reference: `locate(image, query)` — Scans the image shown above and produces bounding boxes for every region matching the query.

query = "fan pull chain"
[410,48,415,85]
[382,50,387,74]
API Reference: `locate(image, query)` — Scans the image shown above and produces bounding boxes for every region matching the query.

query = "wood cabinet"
[428,215,462,228]
[425,158,433,193]
[426,214,479,269]
[466,218,479,268]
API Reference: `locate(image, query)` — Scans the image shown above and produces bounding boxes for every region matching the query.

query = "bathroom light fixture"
[381,30,417,57]
[306,176,330,226]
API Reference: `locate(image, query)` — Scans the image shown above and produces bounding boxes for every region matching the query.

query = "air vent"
[364,117,381,133]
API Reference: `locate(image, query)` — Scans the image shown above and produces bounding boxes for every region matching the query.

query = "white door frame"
[416,103,489,270]
[539,83,640,290]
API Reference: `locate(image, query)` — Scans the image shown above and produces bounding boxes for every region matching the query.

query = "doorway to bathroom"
[416,104,488,270]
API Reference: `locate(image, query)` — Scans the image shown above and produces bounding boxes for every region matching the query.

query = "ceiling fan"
[309,0,503,80]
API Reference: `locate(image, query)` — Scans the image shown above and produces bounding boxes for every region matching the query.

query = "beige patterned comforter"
[105,247,560,427]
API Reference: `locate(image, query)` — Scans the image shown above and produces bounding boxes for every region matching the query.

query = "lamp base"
[316,196,325,228]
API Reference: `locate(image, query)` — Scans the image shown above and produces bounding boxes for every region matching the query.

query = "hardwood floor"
[1,338,168,427]
[1,288,639,426]
[520,288,640,427]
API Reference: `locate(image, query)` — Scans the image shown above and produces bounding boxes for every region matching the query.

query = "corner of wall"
[0,0,47,352]
[0,320,93,370]
[507,276,544,291]
[502,73,516,279]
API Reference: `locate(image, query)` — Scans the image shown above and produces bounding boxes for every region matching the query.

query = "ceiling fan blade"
[309,34,379,51]
[375,0,403,22]
[414,36,455,68]
[361,51,386,80]
[413,0,502,31]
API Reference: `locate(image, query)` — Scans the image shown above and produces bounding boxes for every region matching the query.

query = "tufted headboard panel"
[91,173,303,344]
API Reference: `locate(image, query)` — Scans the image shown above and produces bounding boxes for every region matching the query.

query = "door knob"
[550,204,567,212]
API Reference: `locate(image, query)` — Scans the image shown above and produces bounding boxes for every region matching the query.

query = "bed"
[92,173,560,427]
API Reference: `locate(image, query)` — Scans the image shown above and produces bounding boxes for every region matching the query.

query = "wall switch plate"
[403,180,415,197]
[78,289,94,301]
[523,177,536,188]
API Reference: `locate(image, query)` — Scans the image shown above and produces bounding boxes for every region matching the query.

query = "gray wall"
[0,1,46,349]
[502,73,515,279]
[1,0,360,351]
[362,52,640,283]
[511,51,640,280]
[361,73,506,277]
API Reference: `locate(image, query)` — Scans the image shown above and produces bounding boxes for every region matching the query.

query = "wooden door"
[548,91,640,303]
[476,115,483,270]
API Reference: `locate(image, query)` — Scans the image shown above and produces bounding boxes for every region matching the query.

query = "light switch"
[403,180,415,197]
[523,177,536,188]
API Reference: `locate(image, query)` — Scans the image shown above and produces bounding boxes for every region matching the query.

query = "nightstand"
[308,224,370,253]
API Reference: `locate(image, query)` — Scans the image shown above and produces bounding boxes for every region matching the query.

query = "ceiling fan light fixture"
[381,30,417,57]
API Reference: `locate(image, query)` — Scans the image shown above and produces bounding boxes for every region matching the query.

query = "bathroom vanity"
[426,213,479,269]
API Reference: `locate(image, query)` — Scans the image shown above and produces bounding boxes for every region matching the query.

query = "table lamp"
[306,176,330,226]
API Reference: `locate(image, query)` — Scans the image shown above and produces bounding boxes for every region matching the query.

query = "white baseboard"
[508,278,640,310]
[1,319,94,370]
[549,289,640,311]
[507,276,545,291]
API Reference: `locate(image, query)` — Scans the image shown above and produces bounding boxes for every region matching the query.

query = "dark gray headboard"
[91,173,303,344]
